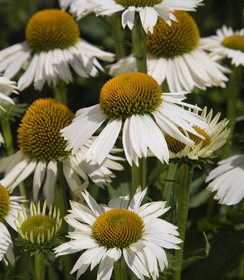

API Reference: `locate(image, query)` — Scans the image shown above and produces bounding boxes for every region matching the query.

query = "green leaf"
[183,232,210,269]
[183,229,244,280]
[147,163,168,187]
[189,189,211,209]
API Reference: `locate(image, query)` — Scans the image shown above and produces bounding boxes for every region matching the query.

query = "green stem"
[131,157,147,194]
[114,258,127,280]
[53,80,68,106]
[173,163,194,280]
[110,13,126,60]
[130,271,138,280]
[0,118,14,155]
[162,163,178,223]
[140,157,147,189]
[222,66,243,158]
[132,13,147,73]
[238,253,244,277]
[34,252,45,280]
[54,162,68,219]
[54,162,73,280]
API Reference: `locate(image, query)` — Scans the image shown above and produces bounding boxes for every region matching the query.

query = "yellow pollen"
[0,184,10,221]
[147,11,200,58]
[92,209,144,248]
[100,72,162,119]
[165,127,210,153]
[115,0,161,8]
[20,214,56,244]
[222,35,244,52]
[17,98,74,161]
[25,9,80,53]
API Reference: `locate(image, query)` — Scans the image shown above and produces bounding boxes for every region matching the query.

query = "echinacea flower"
[109,11,229,91]
[62,72,208,166]
[60,0,203,33]
[0,184,24,265]
[206,154,244,205]
[0,76,18,145]
[0,9,115,91]
[55,187,181,280]
[164,107,230,160]
[200,25,244,66]
[16,200,62,247]
[0,98,123,205]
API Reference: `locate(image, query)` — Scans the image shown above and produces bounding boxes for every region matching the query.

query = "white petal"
[108,196,130,209]
[82,189,103,217]
[33,161,47,201]
[4,50,30,79]
[131,114,169,163]
[139,7,158,33]
[62,105,106,153]
[33,52,46,90]
[43,161,58,205]
[18,54,38,91]
[62,161,88,193]
[70,201,97,225]
[97,248,121,280]
[71,247,105,274]
[86,119,122,164]
[4,160,37,191]
[122,119,139,166]
[121,7,135,30]
[129,187,147,210]
[123,248,150,279]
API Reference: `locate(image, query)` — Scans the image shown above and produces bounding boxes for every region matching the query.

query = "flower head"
[60,0,203,33]
[18,98,74,161]
[16,201,62,250]
[0,184,24,265]
[164,107,230,160]
[62,72,208,166]
[200,25,244,66]
[100,72,162,119]
[0,98,123,204]
[0,9,114,91]
[55,187,181,280]
[206,154,244,205]
[109,11,229,91]
[26,9,80,53]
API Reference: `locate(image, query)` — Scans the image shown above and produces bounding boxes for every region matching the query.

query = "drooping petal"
[33,161,47,201]
[86,119,122,165]
[43,161,58,205]
[62,104,106,153]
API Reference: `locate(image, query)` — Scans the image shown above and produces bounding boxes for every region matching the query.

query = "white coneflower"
[16,201,62,246]
[62,72,208,166]
[0,98,123,205]
[55,187,181,280]
[200,25,244,66]
[109,11,229,91]
[164,107,230,160]
[0,9,115,91]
